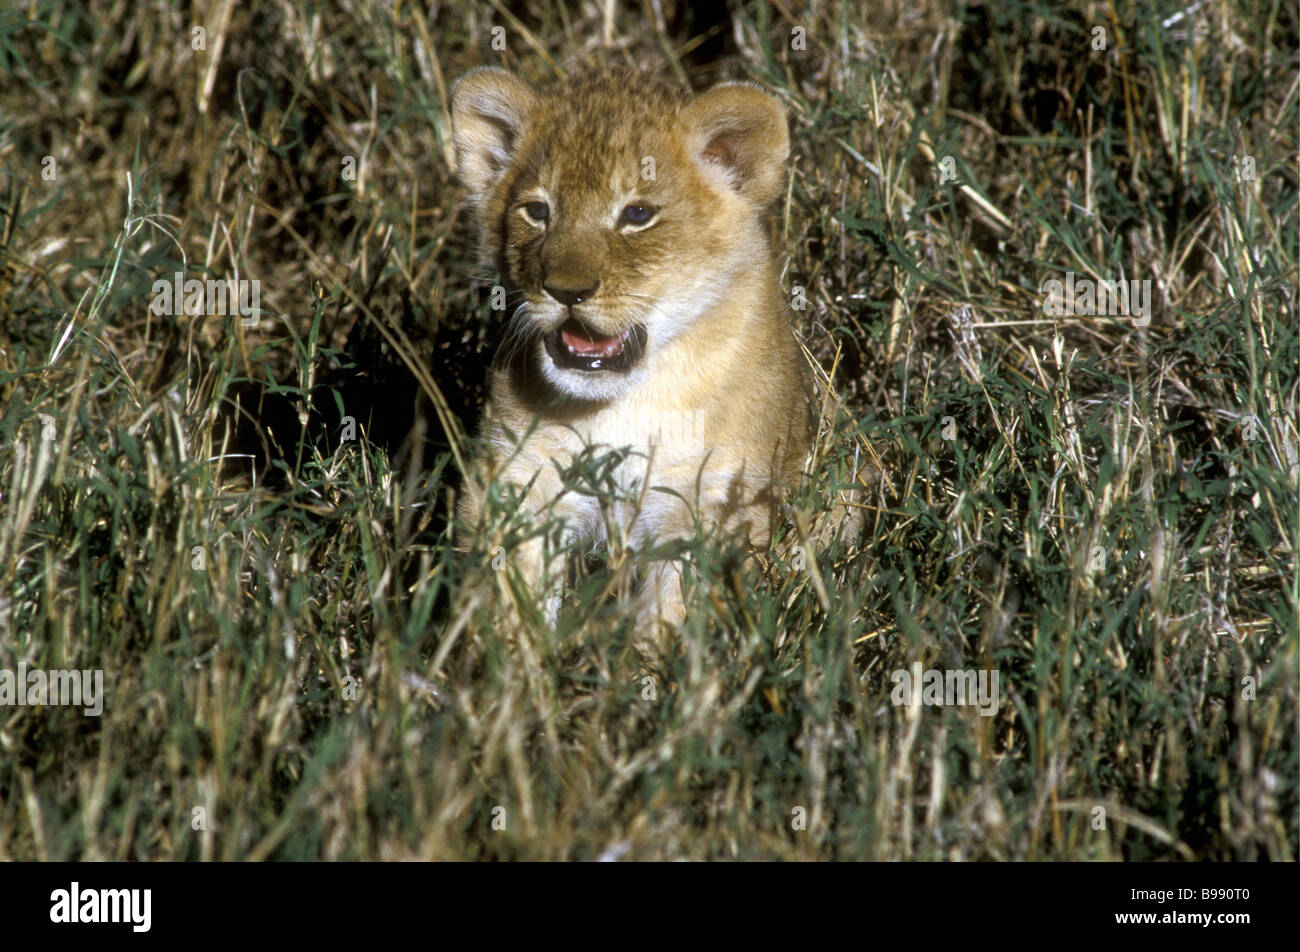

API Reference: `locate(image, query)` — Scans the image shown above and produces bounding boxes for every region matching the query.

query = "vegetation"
[0,0,1294,860]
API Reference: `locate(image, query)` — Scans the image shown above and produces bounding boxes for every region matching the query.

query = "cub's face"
[451,68,789,402]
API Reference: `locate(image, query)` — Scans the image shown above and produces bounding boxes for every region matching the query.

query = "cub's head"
[450,67,788,402]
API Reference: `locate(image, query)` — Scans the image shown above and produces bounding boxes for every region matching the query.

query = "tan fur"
[450,66,811,643]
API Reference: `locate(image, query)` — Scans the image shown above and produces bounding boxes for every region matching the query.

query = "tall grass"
[0,0,1294,860]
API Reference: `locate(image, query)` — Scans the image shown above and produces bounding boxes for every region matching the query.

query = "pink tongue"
[562,327,625,357]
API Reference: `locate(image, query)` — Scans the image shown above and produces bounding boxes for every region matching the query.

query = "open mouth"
[544,318,646,373]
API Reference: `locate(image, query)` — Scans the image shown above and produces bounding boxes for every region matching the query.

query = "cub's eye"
[620,204,656,227]
[521,201,550,223]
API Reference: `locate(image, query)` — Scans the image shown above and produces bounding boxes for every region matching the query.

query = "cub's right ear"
[684,82,788,207]
[450,68,537,204]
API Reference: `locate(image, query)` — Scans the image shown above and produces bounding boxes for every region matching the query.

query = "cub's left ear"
[683,82,789,206]
[450,67,538,206]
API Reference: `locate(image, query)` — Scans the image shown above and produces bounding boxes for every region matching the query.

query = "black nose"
[543,278,599,307]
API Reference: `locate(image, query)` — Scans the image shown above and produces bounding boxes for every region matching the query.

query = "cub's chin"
[537,318,648,402]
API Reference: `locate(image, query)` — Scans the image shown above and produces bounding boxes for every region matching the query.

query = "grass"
[0,0,1295,861]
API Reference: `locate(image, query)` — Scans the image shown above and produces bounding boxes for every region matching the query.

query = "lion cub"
[451,66,810,640]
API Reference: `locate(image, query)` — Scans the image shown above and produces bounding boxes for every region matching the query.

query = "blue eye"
[620,204,656,226]
[522,201,550,222]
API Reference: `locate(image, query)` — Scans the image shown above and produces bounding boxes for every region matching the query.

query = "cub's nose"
[543,278,600,307]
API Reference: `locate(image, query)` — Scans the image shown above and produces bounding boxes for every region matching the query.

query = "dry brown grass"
[0,0,1294,860]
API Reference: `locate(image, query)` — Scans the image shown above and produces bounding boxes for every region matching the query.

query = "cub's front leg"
[458,453,573,628]
[635,558,687,655]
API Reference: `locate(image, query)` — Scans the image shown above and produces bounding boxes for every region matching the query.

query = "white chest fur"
[491,399,747,550]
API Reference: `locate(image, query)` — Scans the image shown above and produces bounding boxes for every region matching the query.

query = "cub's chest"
[516,405,722,485]
[491,404,743,538]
